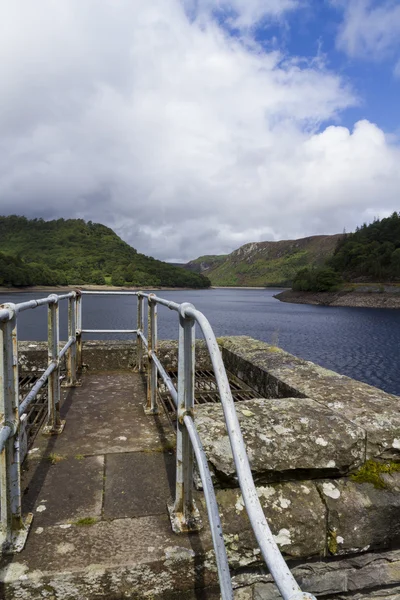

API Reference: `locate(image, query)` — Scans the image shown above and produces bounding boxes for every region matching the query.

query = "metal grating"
[158,369,258,425]
[19,373,48,448]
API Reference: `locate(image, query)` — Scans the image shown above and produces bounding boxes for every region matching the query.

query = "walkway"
[0,372,221,600]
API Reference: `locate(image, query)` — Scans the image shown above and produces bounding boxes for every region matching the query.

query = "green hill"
[329,213,400,281]
[185,235,343,287]
[185,254,228,275]
[0,216,210,289]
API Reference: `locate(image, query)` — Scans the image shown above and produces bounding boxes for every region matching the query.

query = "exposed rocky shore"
[275,288,400,309]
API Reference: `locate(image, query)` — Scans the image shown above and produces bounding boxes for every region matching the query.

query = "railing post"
[43,296,65,435]
[75,291,83,371]
[136,294,144,373]
[65,294,77,387]
[168,304,202,533]
[145,295,158,414]
[0,305,32,553]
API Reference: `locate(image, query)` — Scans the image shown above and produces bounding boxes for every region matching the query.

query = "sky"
[0,1,399,262]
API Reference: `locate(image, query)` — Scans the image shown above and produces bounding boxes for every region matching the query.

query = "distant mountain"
[185,235,343,287]
[185,255,228,275]
[0,216,210,288]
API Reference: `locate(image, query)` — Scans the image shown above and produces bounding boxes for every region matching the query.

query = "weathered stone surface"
[0,515,218,599]
[318,475,400,555]
[104,451,175,518]
[201,481,326,566]
[28,373,176,456]
[233,550,400,599]
[158,339,212,371]
[218,336,400,461]
[22,455,104,526]
[195,398,365,485]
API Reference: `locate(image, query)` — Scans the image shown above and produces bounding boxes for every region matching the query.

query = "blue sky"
[1,0,400,260]
[252,1,400,133]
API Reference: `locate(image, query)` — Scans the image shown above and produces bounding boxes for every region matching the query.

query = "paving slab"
[28,372,175,457]
[104,451,176,518]
[22,455,104,527]
[0,515,217,599]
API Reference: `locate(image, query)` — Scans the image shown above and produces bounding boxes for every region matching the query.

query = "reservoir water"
[1,288,400,396]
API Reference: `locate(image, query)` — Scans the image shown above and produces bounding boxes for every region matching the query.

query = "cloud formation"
[0,0,399,261]
[335,0,400,70]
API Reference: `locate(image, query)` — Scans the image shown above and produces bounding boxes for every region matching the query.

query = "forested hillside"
[329,213,400,281]
[185,235,342,287]
[292,213,400,292]
[0,216,210,288]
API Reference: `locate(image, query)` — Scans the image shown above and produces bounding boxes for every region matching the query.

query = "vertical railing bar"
[43,295,64,435]
[145,295,158,414]
[168,303,201,533]
[0,304,32,554]
[66,293,77,386]
[137,294,144,373]
[76,292,82,371]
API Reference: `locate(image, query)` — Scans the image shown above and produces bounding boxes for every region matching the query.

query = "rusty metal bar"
[137,295,144,373]
[0,305,32,553]
[76,293,82,371]
[168,306,201,533]
[151,353,177,405]
[145,295,158,414]
[79,291,137,295]
[66,294,77,386]
[138,330,148,349]
[43,296,64,435]
[80,329,137,334]
[0,425,11,454]
[19,361,57,417]
[59,336,75,360]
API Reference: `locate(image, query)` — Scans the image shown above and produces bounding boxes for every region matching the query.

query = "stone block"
[318,475,400,555]
[195,398,365,485]
[204,481,326,566]
[218,336,400,461]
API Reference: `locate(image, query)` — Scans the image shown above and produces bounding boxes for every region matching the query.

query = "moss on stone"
[74,517,97,526]
[350,460,400,489]
[328,529,338,555]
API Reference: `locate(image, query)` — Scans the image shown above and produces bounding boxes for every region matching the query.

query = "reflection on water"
[1,288,400,395]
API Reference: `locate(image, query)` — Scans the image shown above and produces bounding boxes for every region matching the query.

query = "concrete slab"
[27,373,175,457]
[22,455,104,526]
[0,515,217,599]
[104,451,176,518]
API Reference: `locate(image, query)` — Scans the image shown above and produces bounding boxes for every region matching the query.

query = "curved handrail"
[183,305,313,600]
[139,292,314,600]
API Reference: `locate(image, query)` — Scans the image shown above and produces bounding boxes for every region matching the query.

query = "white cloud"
[335,0,400,60]
[189,0,301,28]
[0,0,399,261]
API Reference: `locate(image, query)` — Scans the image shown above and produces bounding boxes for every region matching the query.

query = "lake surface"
[1,288,400,396]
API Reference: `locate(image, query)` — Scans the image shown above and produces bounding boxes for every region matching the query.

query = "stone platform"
[0,373,221,600]
[2,338,400,599]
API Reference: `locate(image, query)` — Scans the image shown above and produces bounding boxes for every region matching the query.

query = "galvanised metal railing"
[0,290,314,600]
[0,291,78,553]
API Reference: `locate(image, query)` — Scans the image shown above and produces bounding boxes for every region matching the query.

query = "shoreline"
[0,284,210,295]
[274,289,400,309]
[0,284,288,294]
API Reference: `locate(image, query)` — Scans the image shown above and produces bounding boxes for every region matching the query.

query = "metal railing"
[0,290,314,600]
[135,292,314,600]
[0,291,78,553]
